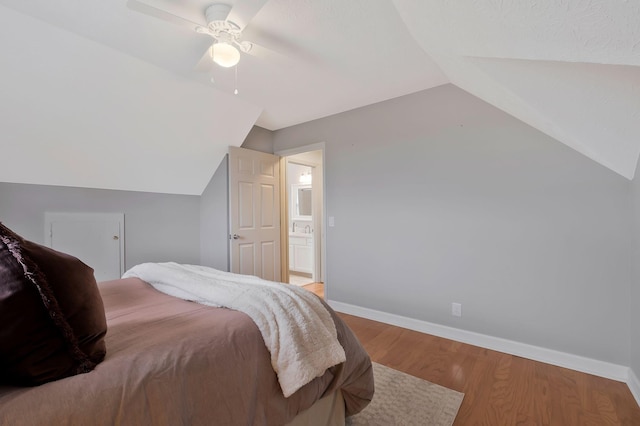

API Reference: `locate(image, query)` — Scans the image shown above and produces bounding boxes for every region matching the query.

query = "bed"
[0,223,374,425]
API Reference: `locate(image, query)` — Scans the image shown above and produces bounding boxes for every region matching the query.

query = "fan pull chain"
[234,65,239,95]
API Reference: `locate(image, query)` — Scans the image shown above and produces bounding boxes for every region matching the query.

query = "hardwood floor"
[338,313,640,425]
[300,283,640,423]
[302,282,324,298]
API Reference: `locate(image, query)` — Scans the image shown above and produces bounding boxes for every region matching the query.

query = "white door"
[45,213,124,282]
[228,146,281,281]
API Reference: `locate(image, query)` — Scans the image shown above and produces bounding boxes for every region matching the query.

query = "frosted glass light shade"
[212,42,240,67]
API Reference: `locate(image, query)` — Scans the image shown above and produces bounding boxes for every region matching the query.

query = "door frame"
[275,142,326,295]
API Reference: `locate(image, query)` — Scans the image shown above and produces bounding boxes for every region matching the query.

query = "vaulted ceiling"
[393,0,640,180]
[0,0,638,194]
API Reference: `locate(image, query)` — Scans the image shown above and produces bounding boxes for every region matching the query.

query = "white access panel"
[44,213,125,282]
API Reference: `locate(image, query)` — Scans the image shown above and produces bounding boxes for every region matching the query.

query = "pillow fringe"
[0,224,95,375]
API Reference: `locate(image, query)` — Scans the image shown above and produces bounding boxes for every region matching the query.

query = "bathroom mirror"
[291,184,312,220]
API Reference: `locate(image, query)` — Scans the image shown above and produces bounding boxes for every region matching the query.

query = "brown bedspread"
[0,278,373,425]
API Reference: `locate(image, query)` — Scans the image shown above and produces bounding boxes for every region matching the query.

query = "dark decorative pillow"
[0,222,107,386]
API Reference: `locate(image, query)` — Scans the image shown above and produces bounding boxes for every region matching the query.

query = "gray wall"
[241,126,275,154]
[200,156,229,271]
[2,89,634,371]
[0,182,201,270]
[631,161,640,379]
[273,84,632,365]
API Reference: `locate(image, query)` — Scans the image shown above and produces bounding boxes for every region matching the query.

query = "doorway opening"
[278,144,325,298]
[287,161,315,286]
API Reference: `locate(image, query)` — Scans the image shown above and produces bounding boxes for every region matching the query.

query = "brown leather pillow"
[0,222,107,386]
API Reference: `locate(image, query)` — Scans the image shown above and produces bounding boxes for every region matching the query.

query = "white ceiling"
[392,0,640,179]
[0,0,638,194]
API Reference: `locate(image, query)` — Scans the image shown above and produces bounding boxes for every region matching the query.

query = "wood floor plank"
[301,282,324,298]
[336,312,640,425]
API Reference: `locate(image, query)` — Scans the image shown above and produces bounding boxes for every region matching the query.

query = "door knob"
[231,234,240,240]
[113,236,119,240]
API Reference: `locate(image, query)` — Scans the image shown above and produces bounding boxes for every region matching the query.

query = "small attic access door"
[44,212,125,282]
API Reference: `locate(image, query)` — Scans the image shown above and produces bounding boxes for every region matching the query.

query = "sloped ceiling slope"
[0,5,260,195]
[393,0,640,179]
[0,0,448,195]
[0,0,448,132]
[1,0,638,193]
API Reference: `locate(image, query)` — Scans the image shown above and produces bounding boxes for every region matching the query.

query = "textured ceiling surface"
[392,0,640,179]
[0,0,638,194]
[400,0,640,65]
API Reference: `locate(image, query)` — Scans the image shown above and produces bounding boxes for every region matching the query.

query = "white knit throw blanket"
[122,262,346,397]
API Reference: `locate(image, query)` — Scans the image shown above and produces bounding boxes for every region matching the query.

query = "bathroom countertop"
[289,232,313,238]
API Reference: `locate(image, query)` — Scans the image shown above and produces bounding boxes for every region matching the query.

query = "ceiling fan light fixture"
[212,42,240,67]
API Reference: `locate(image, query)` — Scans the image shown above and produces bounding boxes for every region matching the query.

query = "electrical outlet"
[452,302,462,317]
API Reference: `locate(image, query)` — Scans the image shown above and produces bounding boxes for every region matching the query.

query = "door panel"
[261,184,275,227]
[239,182,255,229]
[45,213,124,282]
[260,159,275,177]
[229,146,280,279]
[261,241,276,281]
[239,243,255,276]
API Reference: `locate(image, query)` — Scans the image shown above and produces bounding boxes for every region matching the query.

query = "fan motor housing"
[205,4,240,33]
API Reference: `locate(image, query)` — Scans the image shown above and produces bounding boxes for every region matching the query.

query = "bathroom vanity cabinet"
[289,234,313,274]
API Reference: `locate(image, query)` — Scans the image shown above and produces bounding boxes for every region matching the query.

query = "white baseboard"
[629,369,640,407]
[328,300,630,384]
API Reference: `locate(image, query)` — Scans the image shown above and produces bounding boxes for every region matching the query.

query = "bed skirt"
[287,390,345,426]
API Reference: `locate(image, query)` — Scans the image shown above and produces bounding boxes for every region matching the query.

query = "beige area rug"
[347,363,464,426]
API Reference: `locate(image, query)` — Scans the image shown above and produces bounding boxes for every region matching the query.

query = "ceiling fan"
[127,0,272,69]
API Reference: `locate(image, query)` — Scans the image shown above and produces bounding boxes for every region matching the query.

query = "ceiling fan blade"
[127,0,203,32]
[227,0,269,32]
[242,26,321,66]
[245,42,286,61]
[193,46,215,73]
